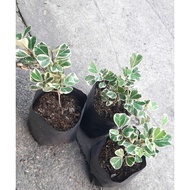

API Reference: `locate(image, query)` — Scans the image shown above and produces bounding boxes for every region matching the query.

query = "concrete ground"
[16,0,174,189]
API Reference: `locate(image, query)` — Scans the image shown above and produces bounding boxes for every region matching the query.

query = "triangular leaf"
[130,53,142,68]
[113,113,130,128]
[115,148,124,157]
[23,26,31,37]
[106,91,117,99]
[162,114,168,126]
[88,62,98,74]
[27,36,36,50]
[63,73,79,86]
[125,156,135,167]
[153,127,167,140]
[60,87,73,94]
[154,134,172,147]
[16,49,30,58]
[34,42,50,56]
[30,69,43,82]
[130,90,141,99]
[36,54,52,68]
[110,157,123,170]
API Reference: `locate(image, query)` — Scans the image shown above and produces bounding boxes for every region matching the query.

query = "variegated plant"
[16,26,79,107]
[85,54,155,117]
[109,113,171,170]
[84,55,171,170]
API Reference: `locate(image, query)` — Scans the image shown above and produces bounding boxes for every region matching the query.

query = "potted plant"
[80,53,145,138]
[76,53,172,187]
[89,112,171,187]
[77,53,148,160]
[16,26,87,145]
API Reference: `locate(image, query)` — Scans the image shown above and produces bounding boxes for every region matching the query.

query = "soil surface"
[93,86,130,121]
[34,92,81,131]
[99,138,144,182]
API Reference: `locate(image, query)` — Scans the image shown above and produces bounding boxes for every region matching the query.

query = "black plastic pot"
[89,137,147,187]
[80,83,116,138]
[28,88,87,146]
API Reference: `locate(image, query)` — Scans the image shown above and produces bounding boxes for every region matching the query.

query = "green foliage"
[85,54,146,115]
[16,26,79,105]
[85,52,172,170]
[109,113,171,170]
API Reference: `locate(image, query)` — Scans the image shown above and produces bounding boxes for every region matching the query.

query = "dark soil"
[33,92,81,131]
[99,138,144,182]
[93,86,130,121]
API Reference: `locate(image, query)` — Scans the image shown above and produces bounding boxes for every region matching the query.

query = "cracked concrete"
[16,0,174,189]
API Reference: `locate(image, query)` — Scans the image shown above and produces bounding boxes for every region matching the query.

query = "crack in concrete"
[16,0,31,36]
[93,0,122,69]
[144,0,174,39]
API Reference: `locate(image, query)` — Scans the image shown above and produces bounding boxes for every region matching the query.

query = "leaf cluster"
[109,113,171,170]
[84,55,172,170]
[16,26,78,95]
[85,54,146,114]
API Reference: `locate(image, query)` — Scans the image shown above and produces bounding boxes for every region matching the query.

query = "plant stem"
[57,92,62,107]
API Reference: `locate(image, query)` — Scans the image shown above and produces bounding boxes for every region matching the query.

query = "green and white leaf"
[117,77,125,87]
[130,90,141,99]
[43,86,54,92]
[106,90,117,99]
[153,127,167,140]
[125,156,135,167]
[44,72,54,83]
[145,138,154,152]
[30,69,43,82]
[55,44,71,58]
[131,67,141,81]
[36,54,52,68]
[130,53,142,68]
[88,62,98,74]
[151,101,158,110]
[109,129,119,142]
[104,71,116,81]
[34,42,50,56]
[126,145,136,155]
[115,148,124,157]
[60,86,73,94]
[122,126,134,138]
[58,59,71,68]
[133,101,144,110]
[49,83,60,89]
[135,147,143,158]
[119,140,133,147]
[106,100,114,106]
[85,75,95,82]
[148,127,154,137]
[122,67,131,77]
[113,113,130,129]
[85,75,96,85]
[36,82,44,88]
[27,36,36,50]
[154,134,171,147]
[63,72,79,86]
[30,85,41,90]
[110,157,123,170]
[162,114,168,126]
[98,82,106,88]
[16,49,30,58]
[56,64,64,72]
[135,155,143,163]
[23,26,31,37]
[16,33,22,40]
